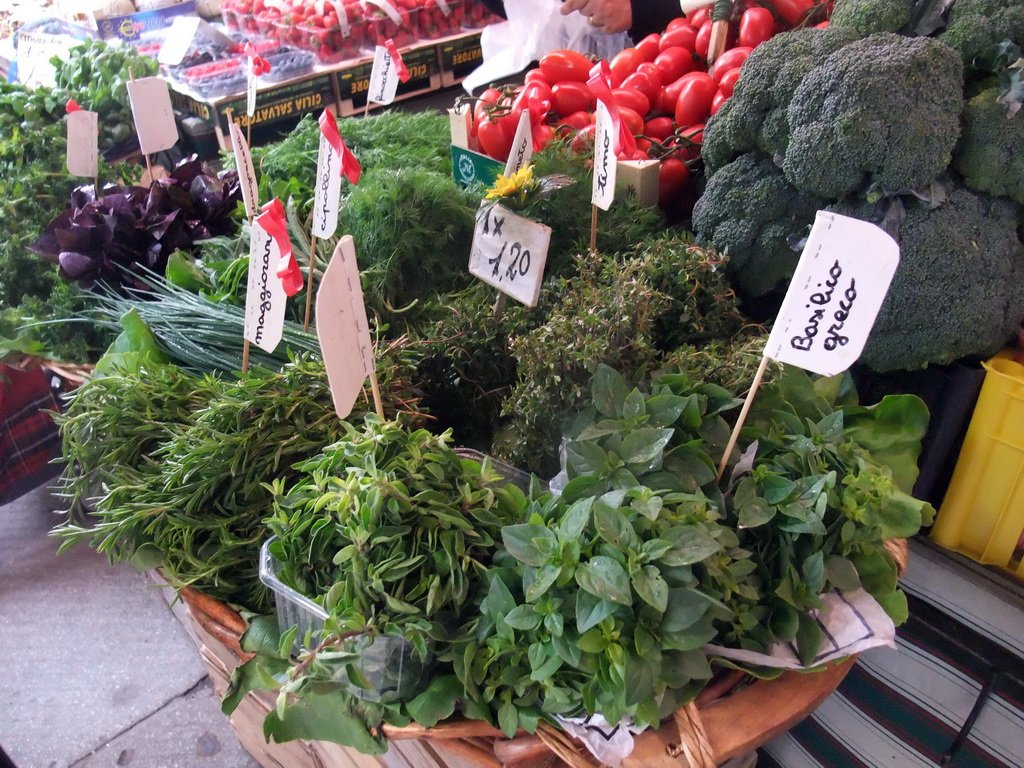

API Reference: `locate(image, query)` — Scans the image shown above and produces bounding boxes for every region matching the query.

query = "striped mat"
[759,540,1024,768]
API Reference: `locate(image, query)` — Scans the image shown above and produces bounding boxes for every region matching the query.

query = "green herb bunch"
[727,367,936,661]
[265,417,529,642]
[54,353,424,611]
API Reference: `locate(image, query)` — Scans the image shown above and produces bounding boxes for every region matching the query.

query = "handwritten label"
[764,211,900,376]
[591,101,616,211]
[126,77,179,154]
[468,203,551,307]
[243,218,287,353]
[312,131,342,239]
[503,110,533,178]
[158,16,202,65]
[367,45,400,105]
[66,109,98,178]
[316,235,374,417]
[228,120,259,218]
[246,66,258,117]
[16,30,73,88]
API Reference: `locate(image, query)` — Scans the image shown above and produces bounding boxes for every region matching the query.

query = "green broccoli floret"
[784,34,964,199]
[829,187,1024,372]
[701,28,858,174]
[953,87,1024,205]
[828,0,916,35]
[691,152,826,297]
[938,0,1024,67]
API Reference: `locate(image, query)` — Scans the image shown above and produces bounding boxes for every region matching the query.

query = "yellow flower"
[485,165,537,200]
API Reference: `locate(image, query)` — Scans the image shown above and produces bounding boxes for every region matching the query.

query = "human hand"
[559,0,632,34]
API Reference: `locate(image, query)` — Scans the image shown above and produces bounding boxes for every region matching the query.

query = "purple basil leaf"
[29,209,74,259]
[58,251,100,279]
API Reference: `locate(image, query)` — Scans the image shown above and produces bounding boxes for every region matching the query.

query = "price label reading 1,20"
[468,202,551,308]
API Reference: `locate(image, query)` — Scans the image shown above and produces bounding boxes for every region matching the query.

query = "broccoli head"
[953,87,1024,205]
[938,0,1024,67]
[829,187,1024,371]
[828,0,916,35]
[783,34,964,199]
[692,152,826,297]
[700,27,858,174]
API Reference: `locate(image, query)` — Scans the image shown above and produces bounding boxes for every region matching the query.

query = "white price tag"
[244,219,287,353]
[326,0,350,34]
[66,109,98,179]
[591,101,617,211]
[764,211,900,376]
[312,131,342,239]
[228,120,259,218]
[503,110,533,178]
[367,45,400,105]
[157,16,203,66]
[316,235,375,417]
[246,66,258,117]
[15,30,73,88]
[468,203,551,307]
[126,77,179,155]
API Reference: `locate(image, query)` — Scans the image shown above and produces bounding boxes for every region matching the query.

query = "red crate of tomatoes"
[363,0,418,48]
[416,0,464,41]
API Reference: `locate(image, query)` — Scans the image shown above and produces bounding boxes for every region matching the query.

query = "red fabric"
[1,365,62,504]
[318,109,361,185]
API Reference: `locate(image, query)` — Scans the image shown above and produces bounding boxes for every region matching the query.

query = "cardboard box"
[86,1,198,41]
[439,31,482,87]
[451,144,503,188]
[336,42,441,115]
[169,69,340,151]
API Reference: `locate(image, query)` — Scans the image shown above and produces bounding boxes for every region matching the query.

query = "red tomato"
[654,46,695,83]
[609,47,644,87]
[571,123,596,154]
[710,46,752,82]
[665,16,692,32]
[643,116,674,141]
[635,136,653,155]
[515,80,552,112]
[738,6,775,48]
[658,156,690,208]
[710,89,728,115]
[637,62,663,88]
[539,49,593,83]
[477,114,515,161]
[612,87,650,117]
[770,0,816,26]
[621,70,660,104]
[695,20,712,61]
[551,81,594,116]
[659,24,697,53]
[678,122,704,159]
[673,73,717,126]
[717,67,741,98]
[687,4,713,29]
[657,71,706,113]
[555,110,592,134]
[473,86,503,126]
[617,105,645,137]
[524,69,550,87]
[635,33,661,62]
[534,123,554,152]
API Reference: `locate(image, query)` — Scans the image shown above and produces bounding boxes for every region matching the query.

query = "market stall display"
[3,0,1024,765]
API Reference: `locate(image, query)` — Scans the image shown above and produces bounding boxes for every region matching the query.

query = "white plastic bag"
[463,0,629,92]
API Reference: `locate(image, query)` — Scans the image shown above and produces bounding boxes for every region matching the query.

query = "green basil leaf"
[824,555,862,592]
[561,474,606,502]
[576,590,617,633]
[660,588,712,632]
[594,499,638,552]
[263,691,387,753]
[623,388,646,419]
[620,427,674,468]
[525,563,561,602]
[567,439,610,476]
[738,495,775,528]
[661,526,721,566]
[802,551,825,595]
[576,556,632,605]
[498,700,519,738]
[645,393,690,428]
[593,364,630,418]
[504,604,542,631]
[502,524,555,567]
[558,497,594,542]
[632,565,668,612]
[795,612,823,667]
[406,674,462,727]
[578,627,607,653]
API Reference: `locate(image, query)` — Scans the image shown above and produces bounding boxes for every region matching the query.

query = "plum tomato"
[695,20,712,61]
[551,81,594,115]
[665,16,692,32]
[657,70,705,114]
[612,86,650,117]
[643,115,674,141]
[636,33,661,61]
[716,67,741,98]
[738,6,775,48]
[658,155,691,208]
[621,70,660,104]
[770,0,816,26]
[659,24,697,53]
[710,46,752,82]
[673,73,716,126]
[555,109,592,134]
[654,46,695,83]
[609,47,644,87]
[571,123,597,154]
[539,49,593,83]
[710,89,728,115]
[687,4,713,29]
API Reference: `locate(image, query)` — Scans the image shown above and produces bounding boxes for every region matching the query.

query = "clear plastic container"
[416,0,464,41]
[288,19,371,64]
[259,537,431,702]
[461,0,502,30]
[363,4,418,49]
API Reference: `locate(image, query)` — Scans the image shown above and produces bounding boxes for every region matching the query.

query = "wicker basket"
[179,538,907,768]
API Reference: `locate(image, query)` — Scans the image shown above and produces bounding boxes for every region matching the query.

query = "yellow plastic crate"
[932,352,1024,578]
